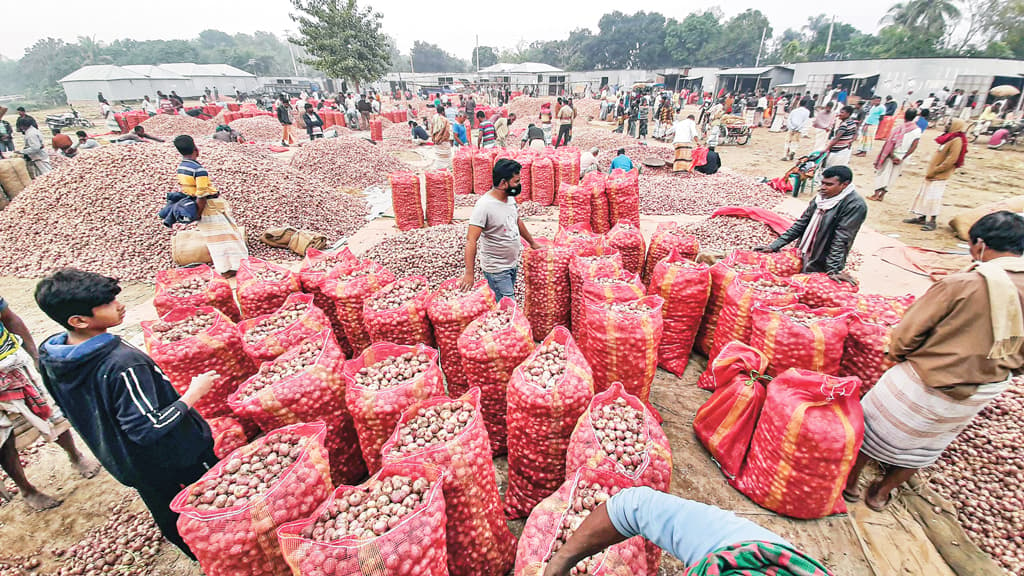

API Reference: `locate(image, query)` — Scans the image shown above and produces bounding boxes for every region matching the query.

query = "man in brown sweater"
[904,118,968,231]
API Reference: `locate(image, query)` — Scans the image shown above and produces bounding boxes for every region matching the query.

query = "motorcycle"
[45,105,93,132]
[969,119,1020,145]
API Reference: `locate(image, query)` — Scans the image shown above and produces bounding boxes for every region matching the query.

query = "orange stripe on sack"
[762,401,816,511]
[810,323,825,371]
[826,403,858,511]
[761,312,780,365]
[709,383,755,445]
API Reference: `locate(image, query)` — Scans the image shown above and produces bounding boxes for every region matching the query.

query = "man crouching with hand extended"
[754,165,866,285]
[460,159,539,301]
[35,269,219,559]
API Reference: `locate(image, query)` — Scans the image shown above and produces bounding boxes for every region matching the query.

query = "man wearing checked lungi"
[844,210,1024,512]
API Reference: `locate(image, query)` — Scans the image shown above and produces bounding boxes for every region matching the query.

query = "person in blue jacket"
[35,269,219,558]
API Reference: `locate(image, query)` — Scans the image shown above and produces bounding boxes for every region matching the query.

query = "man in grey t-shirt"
[460,159,539,301]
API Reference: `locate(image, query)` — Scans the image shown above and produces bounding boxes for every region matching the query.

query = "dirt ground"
[0,99,1015,575]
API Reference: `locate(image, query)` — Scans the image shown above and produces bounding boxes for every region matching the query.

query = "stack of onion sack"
[381,390,517,576]
[642,223,700,287]
[238,293,332,361]
[524,239,574,338]
[569,247,624,336]
[343,343,445,472]
[577,270,645,350]
[565,383,672,574]
[517,153,534,202]
[390,172,425,231]
[473,150,494,195]
[323,260,397,355]
[425,169,455,226]
[734,369,864,519]
[748,304,851,377]
[363,276,436,347]
[647,252,711,376]
[457,299,535,455]
[153,264,240,322]
[236,257,302,319]
[370,118,383,141]
[228,329,367,485]
[277,462,449,576]
[694,261,764,356]
[558,182,592,230]
[790,272,858,308]
[171,422,334,576]
[532,156,556,206]
[725,248,803,277]
[505,327,595,519]
[693,342,771,479]
[142,307,256,418]
[583,172,610,234]
[606,169,640,227]
[605,222,646,276]
[426,279,496,397]
[707,274,803,361]
[300,248,359,356]
[838,295,914,395]
[453,148,474,195]
[582,296,664,402]
[207,416,251,459]
[515,466,647,576]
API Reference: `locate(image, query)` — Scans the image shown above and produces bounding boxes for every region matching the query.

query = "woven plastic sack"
[363,276,436,347]
[734,369,864,519]
[453,147,474,195]
[390,172,424,231]
[647,251,711,377]
[790,273,859,308]
[514,465,647,576]
[277,461,448,576]
[581,296,664,402]
[171,422,334,576]
[749,304,851,377]
[323,261,397,355]
[472,150,493,195]
[584,171,610,234]
[518,154,534,202]
[725,248,804,277]
[426,278,496,397]
[237,257,302,319]
[709,273,803,361]
[531,156,556,205]
[827,292,916,320]
[342,343,445,473]
[557,182,592,230]
[605,221,646,276]
[142,307,256,419]
[457,299,535,455]
[642,223,700,287]
[370,118,383,141]
[577,269,644,349]
[565,382,672,574]
[554,222,603,255]
[238,293,332,361]
[300,248,358,357]
[695,263,764,356]
[425,169,454,227]
[693,342,771,478]
[524,239,573,338]
[154,264,240,321]
[207,415,250,459]
[569,248,624,336]
[381,389,517,576]
[839,312,902,396]
[556,154,576,188]
[228,329,367,486]
[505,327,595,519]
[607,169,640,227]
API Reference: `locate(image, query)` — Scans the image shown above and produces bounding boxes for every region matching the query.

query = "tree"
[471,46,498,69]
[411,41,466,72]
[664,11,722,65]
[77,36,112,66]
[883,0,961,38]
[709,9,773,66]
[289,0,391,86]
[590,11,672,69]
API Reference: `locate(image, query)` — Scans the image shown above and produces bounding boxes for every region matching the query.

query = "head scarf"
[935,118,968,168]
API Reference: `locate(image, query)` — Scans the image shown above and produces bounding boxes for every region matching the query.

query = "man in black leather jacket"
[755,165,865,284]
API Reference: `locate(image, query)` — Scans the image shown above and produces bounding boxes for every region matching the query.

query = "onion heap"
[237,339,324,399]
[166,275,207,297]
[354,351,432,390]
[591,398,650,474]
[148,312,216,343]
[388,400,474,456]
[242,300,310,345]
[49,504,164,576]
[366,278,427,311]
[520,340,568,390]
[639,172,783,216]
[681,216,780,254]
[299,475,434,541]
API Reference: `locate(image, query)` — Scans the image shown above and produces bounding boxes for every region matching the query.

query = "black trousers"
[134,448,218,560]
[554,124,572,147]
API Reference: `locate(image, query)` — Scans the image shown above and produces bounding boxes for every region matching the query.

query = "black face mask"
[506,184,522,197]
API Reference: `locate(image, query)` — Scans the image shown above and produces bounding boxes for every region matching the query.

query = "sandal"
[842,488,862,503]
[903,216,926,225]
[921,221,937,231]
[864,483,895,512]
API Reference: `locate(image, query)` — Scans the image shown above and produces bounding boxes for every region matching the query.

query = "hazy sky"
[1,0,899,61]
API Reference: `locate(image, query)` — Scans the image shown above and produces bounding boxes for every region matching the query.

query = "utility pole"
[476,35,480,72]
[284,30,299,76]
[755,27,767,67]
[825,16,836,55]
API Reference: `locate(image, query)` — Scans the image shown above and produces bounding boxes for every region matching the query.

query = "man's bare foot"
[71,454,102,479]
[23,490,62,511]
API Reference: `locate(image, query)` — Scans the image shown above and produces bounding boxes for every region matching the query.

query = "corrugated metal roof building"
[60,63,260,102]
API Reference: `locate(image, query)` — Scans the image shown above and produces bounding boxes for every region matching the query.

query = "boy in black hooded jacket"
[35,268,218,558]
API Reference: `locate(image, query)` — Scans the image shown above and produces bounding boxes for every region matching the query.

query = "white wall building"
[60,63,260,103]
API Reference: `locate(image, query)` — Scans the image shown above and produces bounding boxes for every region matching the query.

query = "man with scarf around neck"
[868,108,922,202]
[844,211,1024,512]
[904,118,968,231]
[754,165,866,284]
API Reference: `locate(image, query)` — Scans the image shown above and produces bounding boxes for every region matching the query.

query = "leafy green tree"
[411,41,467,72]
[289,0,391,86]
[471,46,498,69]
[709,9,772,66]
[664,11,722,65]
[872,24,946,57]
[590,11,672,69]
[883,0,961,38]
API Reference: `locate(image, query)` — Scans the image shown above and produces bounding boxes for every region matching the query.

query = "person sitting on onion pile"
[409,120,430,144]
[754,165,865,285]
[542,486,832,576]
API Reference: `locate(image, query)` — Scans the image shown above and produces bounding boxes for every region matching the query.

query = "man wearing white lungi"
[867,109,922,202]
[844,211,1024,512]
[904,118,967,232]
